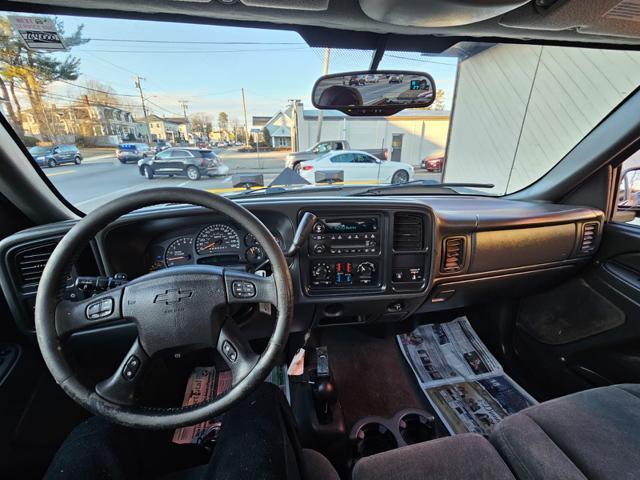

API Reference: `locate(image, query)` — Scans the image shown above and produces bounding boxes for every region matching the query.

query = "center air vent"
[442,237,465,273]
[14,242,57,287]
[580,222,599,254]
[393,213,424,251]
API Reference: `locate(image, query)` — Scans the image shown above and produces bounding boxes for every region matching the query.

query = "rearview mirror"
[312,70,436,116]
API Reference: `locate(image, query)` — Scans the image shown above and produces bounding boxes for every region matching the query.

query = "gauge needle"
[202,240,221,251]
[167,256,187,262]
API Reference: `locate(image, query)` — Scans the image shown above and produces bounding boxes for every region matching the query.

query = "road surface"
[46,148,441,211]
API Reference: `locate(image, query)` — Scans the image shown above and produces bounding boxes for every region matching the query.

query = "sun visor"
[240,0,329,11]
[358,0,529,27]
[500,0,640,40]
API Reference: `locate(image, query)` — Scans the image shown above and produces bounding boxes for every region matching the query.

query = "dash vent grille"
[393,213,424,251]
[442,237,465,273]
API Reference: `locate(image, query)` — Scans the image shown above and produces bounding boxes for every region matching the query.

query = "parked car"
[116,143,150,163]
[421,152,444,172]
[286,140,390,171]
[215,141,228,148]
[298,150,413,185]
[388,74,404,83]
[365,74,379,83]
[28,144,82,168]
[138,147,229,180]
[234,141,243,146]
[151,140,172,154]
[348,75,365,86]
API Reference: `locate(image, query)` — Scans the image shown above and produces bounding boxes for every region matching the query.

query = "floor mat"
[398,317,537,436]
[320,327,434,430]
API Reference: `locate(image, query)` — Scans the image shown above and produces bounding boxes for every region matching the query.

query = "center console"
[307,215,382,290]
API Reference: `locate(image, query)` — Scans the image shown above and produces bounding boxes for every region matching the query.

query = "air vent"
[14,243,56,287]
[442,237,465,273]
[580,222,599,254]
[393,213,424,251]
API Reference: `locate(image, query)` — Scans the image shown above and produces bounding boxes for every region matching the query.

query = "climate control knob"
[356,261,375,276]
[311,262,332,281]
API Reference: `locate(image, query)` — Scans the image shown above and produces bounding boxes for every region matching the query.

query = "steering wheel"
[34,188,293,429]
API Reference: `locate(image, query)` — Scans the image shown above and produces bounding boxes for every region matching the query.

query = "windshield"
[1,12,640,211]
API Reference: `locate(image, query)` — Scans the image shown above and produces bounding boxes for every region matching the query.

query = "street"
[47,147,441,211]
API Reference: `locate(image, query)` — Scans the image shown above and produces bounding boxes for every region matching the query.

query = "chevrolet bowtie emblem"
[153,289,193,305]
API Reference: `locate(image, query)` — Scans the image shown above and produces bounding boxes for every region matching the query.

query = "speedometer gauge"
[196,224,240,254]
[165,237,193,267]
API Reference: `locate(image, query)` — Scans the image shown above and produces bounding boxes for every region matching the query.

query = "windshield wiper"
[227,184,345,198]
[353,180,495,196]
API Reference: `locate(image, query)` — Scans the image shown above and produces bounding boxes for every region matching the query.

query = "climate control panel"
[310,259,379,288]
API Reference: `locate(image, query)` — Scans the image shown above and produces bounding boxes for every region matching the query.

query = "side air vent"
[442,237,465,273]
[14,242,56,287]
[393,213,424,251]
[580,222,599,254]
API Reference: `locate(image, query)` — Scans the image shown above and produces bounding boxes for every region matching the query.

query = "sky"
[4,11,459,124]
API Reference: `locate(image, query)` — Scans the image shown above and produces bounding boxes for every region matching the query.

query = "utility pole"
[134,76,151,143]
[289,99,300,152]
[241,88,250,147]
[178,100,189,143]
[316,48,331,143]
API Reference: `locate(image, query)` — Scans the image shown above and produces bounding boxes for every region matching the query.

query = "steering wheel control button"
[86,297,114,320]
[232,280,256,298]
[222,340,238,362]
[122,356,141,380]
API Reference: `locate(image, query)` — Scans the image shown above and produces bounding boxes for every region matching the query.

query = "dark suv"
[137,147,229,180]
[116,143,150,163]
[28,144,82,168]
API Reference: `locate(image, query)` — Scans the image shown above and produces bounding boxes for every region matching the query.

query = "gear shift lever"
[313,346,337,423]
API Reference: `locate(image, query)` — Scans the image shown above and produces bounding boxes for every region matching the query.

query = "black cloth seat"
[352,433,516,480]
[490,383,640,480]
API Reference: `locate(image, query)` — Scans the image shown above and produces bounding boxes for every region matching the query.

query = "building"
[256,103,450,164]
[444,44,640,194]
[147,114,191,142]
[21,103,146,143]
[252,109,293,147]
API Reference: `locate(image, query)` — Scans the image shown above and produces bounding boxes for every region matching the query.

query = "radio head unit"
[310,216,379,256]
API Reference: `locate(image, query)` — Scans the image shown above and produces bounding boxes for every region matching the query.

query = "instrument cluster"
[146,222,285,271]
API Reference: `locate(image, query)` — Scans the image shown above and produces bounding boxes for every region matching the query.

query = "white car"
[298,150,413,185]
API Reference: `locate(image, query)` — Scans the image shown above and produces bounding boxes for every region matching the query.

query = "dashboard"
[0,195,605,336]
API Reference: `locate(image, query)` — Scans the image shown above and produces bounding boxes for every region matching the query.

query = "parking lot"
[45,147,442,211]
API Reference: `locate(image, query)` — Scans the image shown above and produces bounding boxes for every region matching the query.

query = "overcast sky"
[5,11,459,123]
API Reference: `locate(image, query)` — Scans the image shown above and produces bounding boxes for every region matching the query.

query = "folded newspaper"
[398,317,536,436]
[173,364,290,445]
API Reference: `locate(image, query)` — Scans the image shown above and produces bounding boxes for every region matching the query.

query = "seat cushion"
[490,384,640,480]
[302,448,339,480]
[352,433,515,480]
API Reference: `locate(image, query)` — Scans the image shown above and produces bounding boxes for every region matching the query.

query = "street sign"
[8,16,66,51]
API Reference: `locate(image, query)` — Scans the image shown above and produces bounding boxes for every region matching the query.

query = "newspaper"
[398,317,502,387]
[398,317,536,435]
[173,364,290,445]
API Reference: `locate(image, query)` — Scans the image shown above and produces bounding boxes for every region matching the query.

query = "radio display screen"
[322,217,377,233]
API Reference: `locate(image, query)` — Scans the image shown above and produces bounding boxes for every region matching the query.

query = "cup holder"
[399,412,435,445]
[354,422,398,458]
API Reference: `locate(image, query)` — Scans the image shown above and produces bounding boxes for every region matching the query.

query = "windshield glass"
[1,11,640,211]
[28,146,51,155]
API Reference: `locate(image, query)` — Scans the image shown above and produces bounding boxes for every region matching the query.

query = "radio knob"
[312,263,331,281]
[313,244,326,255]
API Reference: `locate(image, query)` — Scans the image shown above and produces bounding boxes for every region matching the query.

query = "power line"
[86,38,305,45]
[75,47,309,54]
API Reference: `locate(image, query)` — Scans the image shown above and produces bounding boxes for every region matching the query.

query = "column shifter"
[285,212,318,257]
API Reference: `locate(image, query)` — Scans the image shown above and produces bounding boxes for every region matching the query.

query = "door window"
[330,153,353,163]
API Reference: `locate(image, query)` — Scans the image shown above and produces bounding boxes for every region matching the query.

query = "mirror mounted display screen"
[312,70,436,116]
